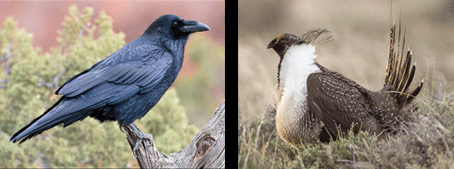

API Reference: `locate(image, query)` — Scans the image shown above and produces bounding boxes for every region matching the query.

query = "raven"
[10,14,209,144]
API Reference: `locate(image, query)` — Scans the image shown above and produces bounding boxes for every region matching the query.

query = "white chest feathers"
[275,43,322,145]
[278,44,320,101]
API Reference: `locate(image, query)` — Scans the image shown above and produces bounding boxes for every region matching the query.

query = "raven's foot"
[127,123,153,157]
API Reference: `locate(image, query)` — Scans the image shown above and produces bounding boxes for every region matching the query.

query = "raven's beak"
[180,20,210,33]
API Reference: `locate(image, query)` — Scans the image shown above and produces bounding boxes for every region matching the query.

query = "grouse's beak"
[180,20,210,33]
[267,38,278,49]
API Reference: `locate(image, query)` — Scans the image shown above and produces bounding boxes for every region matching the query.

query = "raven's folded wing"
[56,44,172,99]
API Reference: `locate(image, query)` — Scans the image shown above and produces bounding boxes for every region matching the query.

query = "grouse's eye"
[171,20,179,27]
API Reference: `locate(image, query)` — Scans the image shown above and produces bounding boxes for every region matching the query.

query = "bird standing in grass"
[10,14,209,144]
[267,23,423,147]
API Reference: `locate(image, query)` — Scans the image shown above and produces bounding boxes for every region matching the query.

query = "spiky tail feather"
[384,19,423,109]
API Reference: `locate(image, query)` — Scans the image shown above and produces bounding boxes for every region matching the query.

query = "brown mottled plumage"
[267,23,423,147]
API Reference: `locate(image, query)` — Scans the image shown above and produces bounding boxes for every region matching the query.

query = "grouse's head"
[145,14,210,39]
[267,34,302,59]
[268,29,331,59]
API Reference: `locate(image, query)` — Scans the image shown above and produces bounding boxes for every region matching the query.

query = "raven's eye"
[172,20,179,27]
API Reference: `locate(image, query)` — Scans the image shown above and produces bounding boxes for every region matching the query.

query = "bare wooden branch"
[125,99,225,168]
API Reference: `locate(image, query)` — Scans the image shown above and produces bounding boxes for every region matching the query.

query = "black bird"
[267,25,423,147]
[10,14,209,144]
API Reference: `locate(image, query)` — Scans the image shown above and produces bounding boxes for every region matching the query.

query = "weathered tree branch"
[125,99,225,168]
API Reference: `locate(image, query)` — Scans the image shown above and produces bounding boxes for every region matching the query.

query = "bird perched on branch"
[267,22,423,147]
[10,14,209,144]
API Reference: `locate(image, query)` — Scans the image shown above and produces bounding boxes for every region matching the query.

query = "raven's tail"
[384,19,423,109]
[10,97,88,144]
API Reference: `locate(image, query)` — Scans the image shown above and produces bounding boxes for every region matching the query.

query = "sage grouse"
[267,24,423,147]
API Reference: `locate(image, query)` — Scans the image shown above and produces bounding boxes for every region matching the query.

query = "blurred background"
[239,0,454,120]
[0,1,225,128]
[0,1,224,52]
[0,1,224,168]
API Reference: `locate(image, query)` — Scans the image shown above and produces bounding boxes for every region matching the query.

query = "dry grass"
[238,89,454,168]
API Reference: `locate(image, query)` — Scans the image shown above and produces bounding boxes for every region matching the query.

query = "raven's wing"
[56,44,171,98]
[306,72,380,137]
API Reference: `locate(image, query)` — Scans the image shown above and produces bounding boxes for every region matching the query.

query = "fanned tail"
[384,19,423,109]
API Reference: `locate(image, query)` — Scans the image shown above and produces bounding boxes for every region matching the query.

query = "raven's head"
[145,14,210,39]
